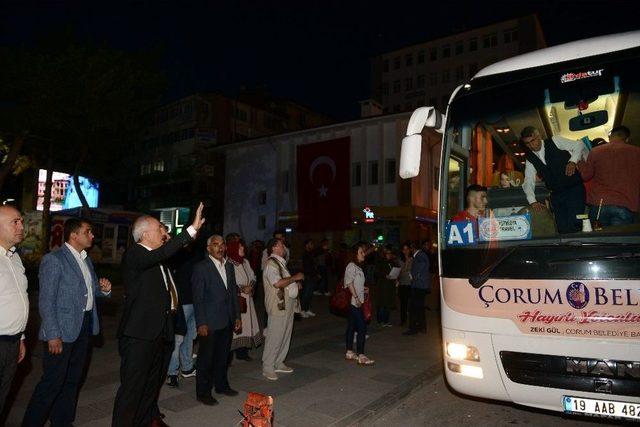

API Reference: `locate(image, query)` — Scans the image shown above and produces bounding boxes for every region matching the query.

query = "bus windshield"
[442,51,640,252]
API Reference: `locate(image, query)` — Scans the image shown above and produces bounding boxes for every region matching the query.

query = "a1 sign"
[445,220,477,246]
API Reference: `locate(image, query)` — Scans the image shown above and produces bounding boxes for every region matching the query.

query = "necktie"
[163,265,179,311]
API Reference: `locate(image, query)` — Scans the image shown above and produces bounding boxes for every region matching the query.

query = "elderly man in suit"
[192,235,241,406]
[112,203,205,427]
[23,218,112,426]
[403,241,430,336]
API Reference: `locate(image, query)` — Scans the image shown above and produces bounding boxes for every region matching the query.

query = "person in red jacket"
[452,184,488,222]
[578,126,640,226]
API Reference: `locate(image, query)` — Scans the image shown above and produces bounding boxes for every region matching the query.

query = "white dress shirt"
[523,135,586,204]
[209,255,228,289]
[65,243,94,311]
[0,246,29,337]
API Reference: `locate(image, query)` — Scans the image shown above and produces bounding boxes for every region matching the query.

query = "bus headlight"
[446,342,480,362]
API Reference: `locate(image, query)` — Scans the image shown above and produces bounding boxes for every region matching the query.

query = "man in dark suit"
[192,235,241,406]
[112,203,205,427]
[403,241,430,336]
[23,218,112,426]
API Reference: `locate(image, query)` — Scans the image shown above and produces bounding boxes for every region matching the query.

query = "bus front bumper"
[443,327,640,413]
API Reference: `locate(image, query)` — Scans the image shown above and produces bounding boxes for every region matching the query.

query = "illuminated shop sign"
[363,207,375,223]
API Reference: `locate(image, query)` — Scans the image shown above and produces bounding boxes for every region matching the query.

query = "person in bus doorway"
[452,184,488,222]
[520,126,587,233]
[577,126,640,226]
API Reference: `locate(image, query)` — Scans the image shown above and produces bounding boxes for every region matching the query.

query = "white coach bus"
[400,31,640,422]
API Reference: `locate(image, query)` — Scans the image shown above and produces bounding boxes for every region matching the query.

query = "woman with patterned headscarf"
[227,240,264,361]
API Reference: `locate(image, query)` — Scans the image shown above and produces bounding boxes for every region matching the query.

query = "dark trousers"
[551,184,585,233]
[408,288,428,333]
[300,279,315,312]
[195,324,232,397]
[235,347,249,360]
[589,204,634,226]
[346,305,367,355]
[151,338,173,419]
[0,337,20,415]
[112,334,173,427]
[23,312,92,427]
[376,307,390,324]
[398,286,410,325]
[316,266,328,293]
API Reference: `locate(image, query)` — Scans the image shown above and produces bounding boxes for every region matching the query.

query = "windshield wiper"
[468,245,521,289]
[548,252,640,265]
[467,242,585,288]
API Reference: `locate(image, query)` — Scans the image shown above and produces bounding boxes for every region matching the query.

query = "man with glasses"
[520,126,586,233]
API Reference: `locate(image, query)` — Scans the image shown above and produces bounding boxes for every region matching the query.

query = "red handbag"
[329,280,350,317]
[362,287,372,322]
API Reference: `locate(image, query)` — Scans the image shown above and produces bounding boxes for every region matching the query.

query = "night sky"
[1,1,638,120]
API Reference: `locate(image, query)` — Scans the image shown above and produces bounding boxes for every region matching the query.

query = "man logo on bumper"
[566,358,640,379]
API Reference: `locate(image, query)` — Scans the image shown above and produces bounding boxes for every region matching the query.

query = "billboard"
[37,169,100,211]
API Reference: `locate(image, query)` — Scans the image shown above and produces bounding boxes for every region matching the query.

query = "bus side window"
[447,157,465,217]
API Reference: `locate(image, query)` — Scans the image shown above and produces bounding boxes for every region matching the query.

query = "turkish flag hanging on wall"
[297,137,351,232]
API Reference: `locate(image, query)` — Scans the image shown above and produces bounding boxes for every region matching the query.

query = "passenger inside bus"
[497,171,522,188]
[452,184,488,222]
[577,126,640,226]
[520,126,587,233]
[444,62,640,242]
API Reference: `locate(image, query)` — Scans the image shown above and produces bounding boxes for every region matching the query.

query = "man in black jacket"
[192,235,241,405]
[112,203,205,427]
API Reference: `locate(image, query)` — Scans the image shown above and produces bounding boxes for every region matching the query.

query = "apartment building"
[371,15,546,113]
[126,91,332,233]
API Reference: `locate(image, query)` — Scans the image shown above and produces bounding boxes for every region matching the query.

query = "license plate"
[563,396,640,421]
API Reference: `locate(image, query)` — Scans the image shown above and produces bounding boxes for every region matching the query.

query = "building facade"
[222,112,441,252]
[371,15,546,113]
[126,92,332,233]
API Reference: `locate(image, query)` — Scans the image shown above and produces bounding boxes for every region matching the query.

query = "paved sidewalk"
[4,291,441,426]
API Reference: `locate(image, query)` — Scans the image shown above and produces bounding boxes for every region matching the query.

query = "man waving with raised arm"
[113,203,205,427]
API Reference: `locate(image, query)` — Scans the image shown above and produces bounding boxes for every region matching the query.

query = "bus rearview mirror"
[569,110,608,131]
[399,134,422,179]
